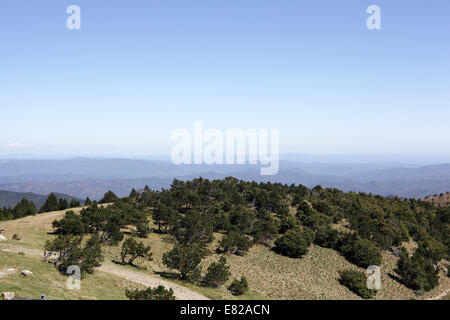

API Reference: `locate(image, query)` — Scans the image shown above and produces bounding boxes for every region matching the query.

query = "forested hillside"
[0,191,83,221]
[0,190,80,209]
[46,177,449,298]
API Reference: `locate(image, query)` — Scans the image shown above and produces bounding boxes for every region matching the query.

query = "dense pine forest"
[4,177,450,298]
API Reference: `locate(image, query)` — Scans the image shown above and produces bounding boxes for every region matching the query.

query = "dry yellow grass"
[2,208,449,300]
[0,210,141,301]
[423,193,450,206]
[0,250,134,300]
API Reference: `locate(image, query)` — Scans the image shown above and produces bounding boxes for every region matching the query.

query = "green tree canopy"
[125,285,175,300]
[100,191,119,204]
[204,256,231,287]
[162,245,202,281]
[120,238,153,266]
[274,228,315,258]
[39,193,60,213]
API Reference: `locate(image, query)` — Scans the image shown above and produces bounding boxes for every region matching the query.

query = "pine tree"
[100,191,119,204]
[69,199,81,208]
[162,245,202,281]
[40,193,60,213]
[204,256,231,287]
[58,198,69,210]
[85,197,93,206]
[13,198,36,219]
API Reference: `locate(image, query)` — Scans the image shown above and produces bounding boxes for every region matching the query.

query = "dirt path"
[0,207,209,300]
[0,244,209,300]
[0,267,17,278]
[99,264,209,300]
[1,246,43,257]
[426,289,450,300]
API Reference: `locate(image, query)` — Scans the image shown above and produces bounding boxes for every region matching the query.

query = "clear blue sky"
[0,0,449,157]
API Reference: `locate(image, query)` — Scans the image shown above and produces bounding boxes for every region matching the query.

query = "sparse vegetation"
[423,192,450,206]
[0,250,133,300]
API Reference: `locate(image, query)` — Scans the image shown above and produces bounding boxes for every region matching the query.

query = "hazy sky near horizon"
[0,0,449,157]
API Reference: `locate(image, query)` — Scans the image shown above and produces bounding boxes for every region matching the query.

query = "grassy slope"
[103,224,450,300]
[0,207,139,300]
[0,251,133,300]
[423,193,450,206]
[1,208,449,300]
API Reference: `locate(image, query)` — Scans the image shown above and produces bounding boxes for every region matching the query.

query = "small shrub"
[274,228,315,258]
[314,226,341,249]
[218,232,252,256]
[135,222,151,238]
[125,285,175,300]
[228,276,249,296]
[339,269,377,299]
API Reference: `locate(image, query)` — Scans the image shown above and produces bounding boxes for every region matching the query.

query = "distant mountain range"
[0,190,82,209]
[0,178,171,201]
[347,164,450,182]
[0,158,449,200]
